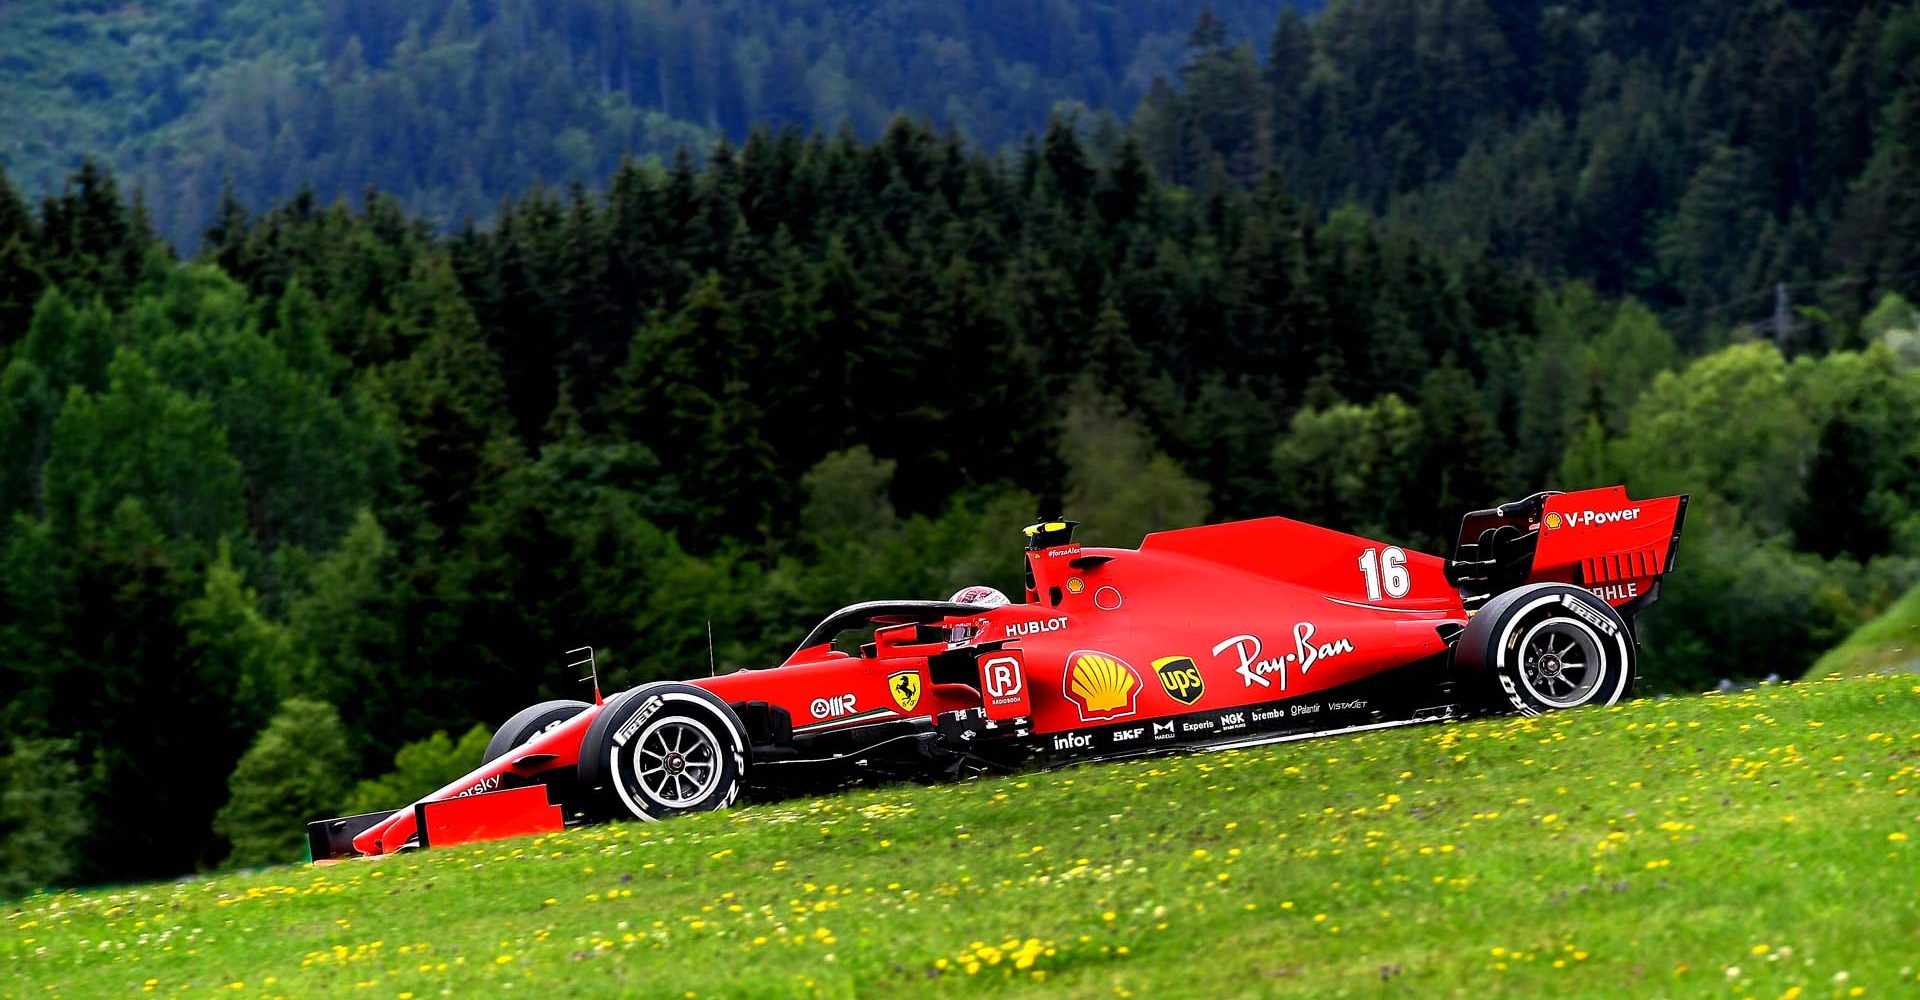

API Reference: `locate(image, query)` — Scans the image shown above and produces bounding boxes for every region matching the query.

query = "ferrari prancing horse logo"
[887,670,922,713]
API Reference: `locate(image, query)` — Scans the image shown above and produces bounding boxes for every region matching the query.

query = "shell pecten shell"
[1065,651,1141,720]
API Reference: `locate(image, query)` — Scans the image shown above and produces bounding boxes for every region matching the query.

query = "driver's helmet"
[949,585,1010,608]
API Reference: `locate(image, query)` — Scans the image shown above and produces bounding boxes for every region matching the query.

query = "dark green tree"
[214,699,355,867]
[0,738,90,896]
[0,167,41,347]
[1412,362,1510,545]
[364,258,518,537]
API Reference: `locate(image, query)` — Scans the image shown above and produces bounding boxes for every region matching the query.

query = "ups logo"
[1152,655,1205,705]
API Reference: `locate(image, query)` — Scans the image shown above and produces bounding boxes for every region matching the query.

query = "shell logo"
[1544,512,1563,530]
[1064,650,1142,722]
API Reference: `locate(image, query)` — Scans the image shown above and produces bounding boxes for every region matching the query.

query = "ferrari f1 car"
[308,485,1687,861]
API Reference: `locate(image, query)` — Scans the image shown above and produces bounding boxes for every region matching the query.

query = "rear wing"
[1445,486,1688,616]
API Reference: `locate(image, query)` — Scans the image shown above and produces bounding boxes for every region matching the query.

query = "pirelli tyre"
[482,699,593,765]
[1454,583,1635,716]
[578,684,747,821]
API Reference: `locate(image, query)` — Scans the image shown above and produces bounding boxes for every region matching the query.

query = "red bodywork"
[331,486,1686,859]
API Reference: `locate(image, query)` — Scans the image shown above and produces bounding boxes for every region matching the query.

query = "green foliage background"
[0,0,1290,246]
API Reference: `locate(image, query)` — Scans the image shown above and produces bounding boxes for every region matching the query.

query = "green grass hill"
[6,674,1918,998]
[1809,586,1920,679]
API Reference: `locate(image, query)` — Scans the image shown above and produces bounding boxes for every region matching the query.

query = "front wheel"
[483,699,593,764]
[577,684,747,821]
[1454,584,1635,716]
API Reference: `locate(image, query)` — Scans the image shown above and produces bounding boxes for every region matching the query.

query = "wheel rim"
[633,718,723,807]
[1516,618,1605,708]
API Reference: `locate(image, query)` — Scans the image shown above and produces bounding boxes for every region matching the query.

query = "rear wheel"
[483,699,592,765]
[578,684,747,821]
[1455,584,1634,716]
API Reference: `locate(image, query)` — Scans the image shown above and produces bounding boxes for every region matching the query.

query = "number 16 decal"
[1359,546,1410,600]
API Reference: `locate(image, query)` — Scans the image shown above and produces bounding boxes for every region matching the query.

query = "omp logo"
[982,656,1024,703]
[809,693,858,719]
[1112,727,1145,743]
[1549,507,1641,529]
[456,774,503,798]
[613,696,664,746]
[1151,721,1176,740]
[887,670,922,713]
[1052,732,1092,751]
[1152,655,1206,705]
[1064,650,1143,722]
[1005,616,1069,638]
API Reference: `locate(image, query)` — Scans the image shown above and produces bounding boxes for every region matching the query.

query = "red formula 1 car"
[308,485,1687,861]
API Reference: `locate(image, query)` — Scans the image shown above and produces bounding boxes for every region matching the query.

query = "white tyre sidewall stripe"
[607,691,747,822]
[1495,592,1631,712]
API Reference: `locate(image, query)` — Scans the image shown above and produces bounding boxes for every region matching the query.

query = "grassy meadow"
[5,673,1918,999]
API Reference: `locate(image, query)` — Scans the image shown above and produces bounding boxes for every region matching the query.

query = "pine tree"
[1040,113,1095,205]
[1833,29,1920,301]
[1514,320,1586,487]
[367,257,519,536]
[38,160,140,305]
[1657,147,1769,313]
[1413,362,1509,545]
[42,349,247,547]
[1265,7,1313,160]
[1095,134,1152,226]
[1745,10,1822,214]
[0,738,89,895]
[214,699,354,867]
[1133,76,1190,184]
[1083,293,1151,403]
[0,166,40,348]
[1060,383,1209,547]
[1187,8,1229,53]
[1792,414,1888,560]
[610,272,778,539]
